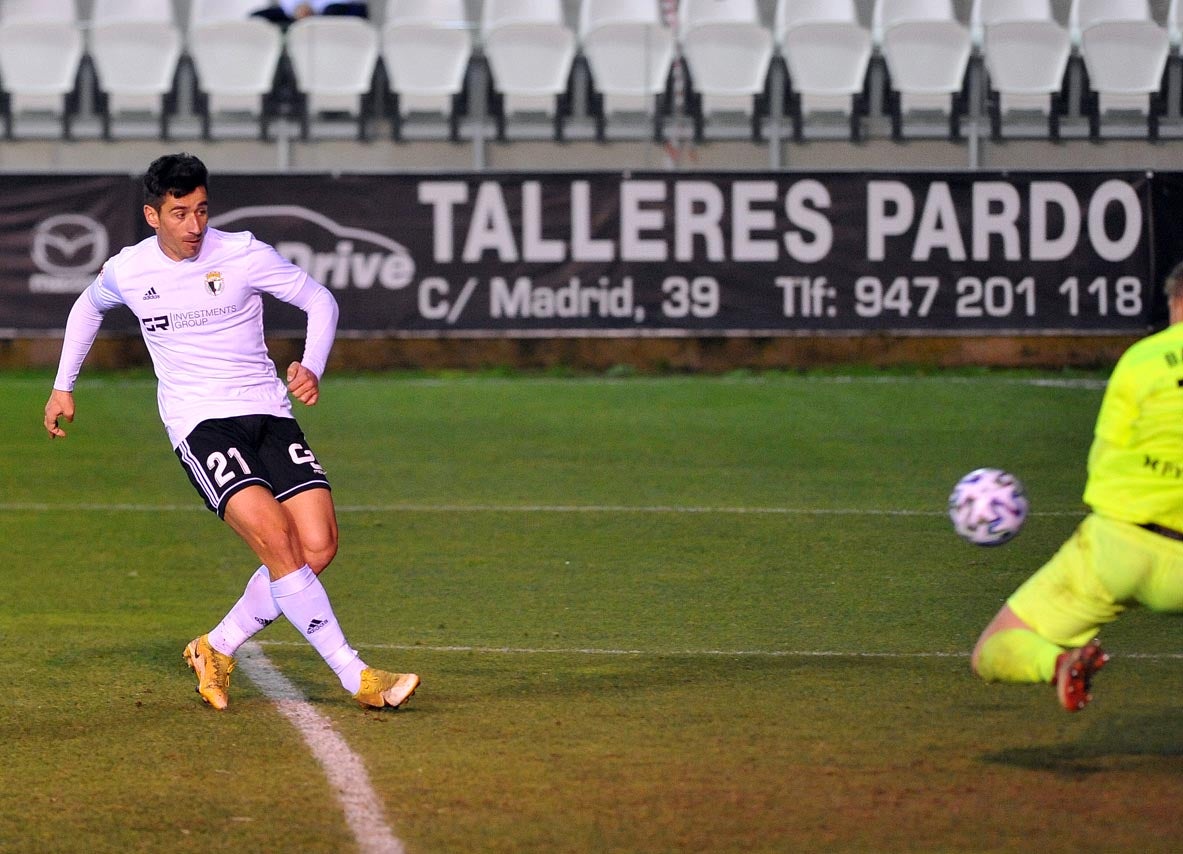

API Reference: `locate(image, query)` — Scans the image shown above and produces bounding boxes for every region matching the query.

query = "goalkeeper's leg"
[972,604,1109,711]
[973,518,1114,682]
[971,605,1061,683]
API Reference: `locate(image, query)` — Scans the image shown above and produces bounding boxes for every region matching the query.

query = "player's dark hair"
[1166,261,1183,301]
[143,153,208,210]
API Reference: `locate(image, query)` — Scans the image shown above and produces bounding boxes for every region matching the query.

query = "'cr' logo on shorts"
[142,315,170,331]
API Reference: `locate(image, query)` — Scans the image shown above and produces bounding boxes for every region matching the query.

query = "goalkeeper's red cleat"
[1055,640,1109,712]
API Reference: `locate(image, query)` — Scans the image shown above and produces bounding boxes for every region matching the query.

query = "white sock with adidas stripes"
[207,565,281,656]
[269,564,367,694]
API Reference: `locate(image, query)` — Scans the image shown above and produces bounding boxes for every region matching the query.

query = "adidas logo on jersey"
[142,287,160,300]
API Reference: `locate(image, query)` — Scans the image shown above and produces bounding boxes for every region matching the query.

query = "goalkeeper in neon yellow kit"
[972,262,1183,711]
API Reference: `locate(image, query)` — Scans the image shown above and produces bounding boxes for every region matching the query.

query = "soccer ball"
[948,468,1029,546]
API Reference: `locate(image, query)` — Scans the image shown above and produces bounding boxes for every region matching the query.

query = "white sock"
[270,564,367,694]
[208,566,282,657]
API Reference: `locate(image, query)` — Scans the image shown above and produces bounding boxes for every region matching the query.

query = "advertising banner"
[0,175,143,332]
[0,171,1169,336]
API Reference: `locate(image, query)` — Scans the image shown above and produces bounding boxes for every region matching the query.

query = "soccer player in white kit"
[43,153,419,711]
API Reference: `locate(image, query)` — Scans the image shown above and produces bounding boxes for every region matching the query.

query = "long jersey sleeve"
[53,286,107,392]
[286,274,338,381]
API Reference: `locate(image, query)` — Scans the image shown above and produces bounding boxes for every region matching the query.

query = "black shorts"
[175,414,331,518]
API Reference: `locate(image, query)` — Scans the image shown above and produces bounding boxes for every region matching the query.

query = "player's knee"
[970,627,999,678]
[252,524,300,567]
[969,643,985,677]
[305,534,338,574]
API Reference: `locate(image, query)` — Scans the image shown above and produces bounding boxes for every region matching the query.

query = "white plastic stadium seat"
[775,0,859,35]
[1069,0,1152,47]
[775,0,872,141]
[285,16,381,140]
[188,0,272,28]
[481,0,577,141]
[872,0,958,47]
[0,0,76,23]
[89,0,183,139]
[578,0,675,141]
[1080,19,1169,139]
[380,0,473,141]
[970,0,1055,48]
[0,0,83,138]
[678,0,775,141]
[188,17,284,140]
[983,18,1070,139]
[877,0,971,139]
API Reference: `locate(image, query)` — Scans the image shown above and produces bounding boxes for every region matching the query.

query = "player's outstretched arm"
[44,389,75,439]
[286,361,320,406]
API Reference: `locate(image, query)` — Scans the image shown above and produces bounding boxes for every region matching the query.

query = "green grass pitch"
[2,368,1182,852]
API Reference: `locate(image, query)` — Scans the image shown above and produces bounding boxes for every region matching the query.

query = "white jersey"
[53,227,339,448]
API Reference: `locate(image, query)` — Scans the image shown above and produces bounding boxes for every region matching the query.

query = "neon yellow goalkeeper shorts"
[1008,513,1183,648]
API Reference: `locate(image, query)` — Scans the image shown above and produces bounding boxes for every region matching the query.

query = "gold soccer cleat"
[353,668,420,709]
[183,635,236,710]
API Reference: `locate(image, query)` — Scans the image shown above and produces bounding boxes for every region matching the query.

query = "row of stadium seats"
[0,0,1181,143]
[872,0,1179,141]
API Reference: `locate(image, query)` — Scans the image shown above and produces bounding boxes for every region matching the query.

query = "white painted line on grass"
[3,374,1108,390]
[236,642,405,854]
[256,641,1183,660]
[336,504,1087,517]
[0,501,1089,517]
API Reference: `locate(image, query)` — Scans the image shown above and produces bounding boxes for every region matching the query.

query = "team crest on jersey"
[204,271,224,296]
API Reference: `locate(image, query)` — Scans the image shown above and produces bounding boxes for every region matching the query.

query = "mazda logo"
[31,213,109,276]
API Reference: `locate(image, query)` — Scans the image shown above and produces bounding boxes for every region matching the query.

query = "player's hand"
[286,361,320,406]
[44,389,75,439]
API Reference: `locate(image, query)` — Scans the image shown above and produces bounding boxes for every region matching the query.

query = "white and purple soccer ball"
[948,468,1029,546]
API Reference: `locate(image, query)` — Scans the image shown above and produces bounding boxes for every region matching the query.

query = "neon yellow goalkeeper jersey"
[1085,320,1183,529]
